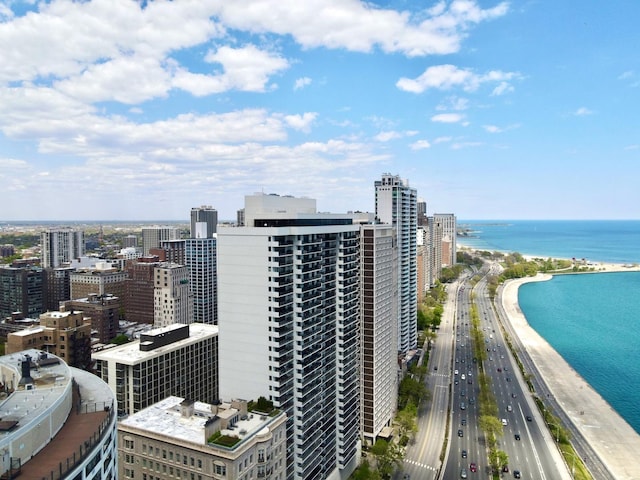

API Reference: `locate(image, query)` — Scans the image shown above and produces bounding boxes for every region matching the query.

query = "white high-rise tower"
[375,174,417,354]
[218,193,361,480]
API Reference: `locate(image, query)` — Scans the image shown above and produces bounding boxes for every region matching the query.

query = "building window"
[124,439,135,450]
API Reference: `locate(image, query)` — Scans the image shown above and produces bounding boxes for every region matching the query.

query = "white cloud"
[574,107,593,116]
[215,0,509,57]
[294,77,312,90]
[375,131,403,142]
[483,125,502,133]
[436,96,469,111]
[433,136,453,144]
[618,71,634,80]
[491,81,514,96]
[431,113,465,123]
[397,64,519,94]
[284,112,318,133]
[410,140,431,150]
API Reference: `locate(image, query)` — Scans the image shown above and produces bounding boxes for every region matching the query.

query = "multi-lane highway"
[401,262,572,480]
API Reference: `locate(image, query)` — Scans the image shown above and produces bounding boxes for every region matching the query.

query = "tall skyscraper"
[433,213,457,266]
[218,194,361,480]
[186,205,218,324]
[427,216,444,287]
[190,205,218,238]
[40,227,84,268]
[375,174,418,354]
[360,224,398,445]
[154,263,192,327]
[142,226,180,255]
[185,237,217,324]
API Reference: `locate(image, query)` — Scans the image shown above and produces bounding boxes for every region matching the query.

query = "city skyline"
[2,1,639,221]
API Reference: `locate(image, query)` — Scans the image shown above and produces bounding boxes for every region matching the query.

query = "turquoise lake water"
[458,220,640,434]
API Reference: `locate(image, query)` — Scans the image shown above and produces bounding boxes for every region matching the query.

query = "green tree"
[350,459,381,480]
[370,439,403,479]
[396,401,418,440]
[110,334,130,345]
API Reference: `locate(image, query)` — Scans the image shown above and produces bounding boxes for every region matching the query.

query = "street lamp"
[548,420,561,443]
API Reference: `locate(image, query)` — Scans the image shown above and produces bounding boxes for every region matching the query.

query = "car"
[470,463,477,472]
[467,378,472,384]
[502,465,509,472]
[461,449,467,458]
[458,429,463,437]
[455,380,459,385]
[507,405,513,412]
[460,402,466,410]
[455,369,459,375]
[460,390,465,397]
[513,471,521,479]
[526,415,532,422]
[461,374,466,380]
[461,418,467,425]
[506,377,511,382]
[515,433,521,441]
[403,475,410,480]
[469,398,475,404]
[497,367,502,372]
[460,468,468,479]
[434,366,438,371]
[511,393,517,398]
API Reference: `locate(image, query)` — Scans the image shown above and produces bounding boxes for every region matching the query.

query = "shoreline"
[500,273,640,480]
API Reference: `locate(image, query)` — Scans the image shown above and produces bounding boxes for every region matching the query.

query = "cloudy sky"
[1,0,639,221]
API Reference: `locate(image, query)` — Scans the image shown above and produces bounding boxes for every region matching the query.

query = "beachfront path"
[501,274,640,480]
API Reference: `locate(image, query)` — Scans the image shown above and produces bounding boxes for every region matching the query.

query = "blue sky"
[1,0,638,221]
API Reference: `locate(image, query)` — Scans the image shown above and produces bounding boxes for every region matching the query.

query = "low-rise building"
[0,349,117,480]
[118,396,287,480]
[5,309,92,370]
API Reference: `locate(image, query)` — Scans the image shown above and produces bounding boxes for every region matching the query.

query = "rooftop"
[120,396,282,447]
[92,322,218,364]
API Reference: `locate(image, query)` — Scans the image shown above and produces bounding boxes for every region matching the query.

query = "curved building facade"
[0,349,117,480]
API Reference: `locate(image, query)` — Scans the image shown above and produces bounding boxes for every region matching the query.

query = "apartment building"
[92,323,218,415]
[375,174,418,354]
[118,396,287,480]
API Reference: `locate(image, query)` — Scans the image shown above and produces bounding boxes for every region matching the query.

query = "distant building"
[122,234,138,248]
[375,173,418,354]
[43,266,74,311]
[70,262,127,300]
[40,227,84,268]
[93,323,219,415]
[427,217,444,287]
[236,207,245,226]
[142,226,180,255]
[191,205,218,238]
[185,237,218,324]
[118,396,287,480]
[0,350,117,480]
[0,244,15,258]
[123,257,160,325]
[154,263,192,327]
[6,309,92,370]
[157,238,186,264]
[360,224,398,446]
[64,293,120,343]
[433,213,457,266]
[0,264,44,319]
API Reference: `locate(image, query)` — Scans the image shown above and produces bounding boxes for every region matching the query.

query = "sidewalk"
[501,275,640,480]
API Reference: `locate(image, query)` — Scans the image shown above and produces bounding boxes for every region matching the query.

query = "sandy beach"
[501,273,640,480]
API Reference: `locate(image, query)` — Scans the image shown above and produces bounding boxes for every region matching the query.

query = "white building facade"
[40,227,84,268]
[142,226,180,255]
[154,263,193,327]
[433,213,457,266]
[359,224,398,445]
[218,211,361,480]
[374,174,417,354]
